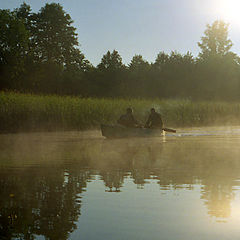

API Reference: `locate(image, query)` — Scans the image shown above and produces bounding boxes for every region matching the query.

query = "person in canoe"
[117,108,141,128]
[144,108,163,129]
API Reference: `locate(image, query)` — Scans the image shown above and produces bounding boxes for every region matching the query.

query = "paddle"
[162,127,176,133]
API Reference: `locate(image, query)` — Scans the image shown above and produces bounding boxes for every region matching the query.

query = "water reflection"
[1,130,240,239]
[0,167,89,240]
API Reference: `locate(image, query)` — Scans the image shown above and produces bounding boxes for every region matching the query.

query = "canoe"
[101,124,163,138]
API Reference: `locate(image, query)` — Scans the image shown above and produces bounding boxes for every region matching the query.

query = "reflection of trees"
[95,138,240,220]
[61,137,240,220]
[99,170,127,192]
[149,140,240,219]
[2,133,240,229]
[97,139,162,191]
[131,169,151,188]
[200,159,237,219]
[0,167,90,240]
[201,181,233,219]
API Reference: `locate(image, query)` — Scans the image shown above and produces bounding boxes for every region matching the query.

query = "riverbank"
[1,92,240,133]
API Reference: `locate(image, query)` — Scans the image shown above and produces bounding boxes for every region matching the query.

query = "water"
[1,127,240,240]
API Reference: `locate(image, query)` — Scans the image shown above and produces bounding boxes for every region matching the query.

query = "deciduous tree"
[198,20,233,59]
[0,9,29,89]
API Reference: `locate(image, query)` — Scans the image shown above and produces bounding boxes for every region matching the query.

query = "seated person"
[145,108,163,129]
[117,108,140,128]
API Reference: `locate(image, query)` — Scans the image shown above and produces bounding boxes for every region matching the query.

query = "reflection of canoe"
[101,124,163,138]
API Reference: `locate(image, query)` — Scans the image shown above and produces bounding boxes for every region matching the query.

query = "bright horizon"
[1,0,240,65]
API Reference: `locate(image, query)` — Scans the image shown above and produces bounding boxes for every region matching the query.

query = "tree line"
[1,3,240,100]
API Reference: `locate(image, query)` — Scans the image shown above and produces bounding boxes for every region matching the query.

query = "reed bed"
[1,91,240,132]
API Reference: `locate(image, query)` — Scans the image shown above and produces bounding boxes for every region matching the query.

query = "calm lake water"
[1,127,240,240]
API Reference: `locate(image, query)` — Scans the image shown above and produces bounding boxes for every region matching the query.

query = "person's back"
[145,108,163,129]
[117,108,139,128]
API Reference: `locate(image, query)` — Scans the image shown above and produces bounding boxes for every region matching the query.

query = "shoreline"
[2,92,240,133]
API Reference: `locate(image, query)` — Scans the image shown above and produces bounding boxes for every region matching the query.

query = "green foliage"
[94,50,126,97]
[1,2,88,95]
[129,55,150,70]
[0,9,30,89]
[2,92,240,132]
[125,55,151,98]
[34,3,79,65]
[198,20,233,59]
[1,2,240,101]
[97,50,124,71]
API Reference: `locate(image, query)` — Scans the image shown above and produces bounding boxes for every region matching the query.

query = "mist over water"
[1,127,240,239]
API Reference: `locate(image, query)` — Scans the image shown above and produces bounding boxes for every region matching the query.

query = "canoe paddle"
[162,127,176,133]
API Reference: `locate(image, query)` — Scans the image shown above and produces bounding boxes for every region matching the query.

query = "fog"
[1,127,240,239]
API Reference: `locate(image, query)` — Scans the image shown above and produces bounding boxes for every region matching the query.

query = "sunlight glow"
[215,0,240,25]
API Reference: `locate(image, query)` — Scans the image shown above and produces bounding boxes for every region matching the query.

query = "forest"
[1,2,240,100]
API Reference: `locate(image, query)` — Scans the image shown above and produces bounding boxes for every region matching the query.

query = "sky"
[1,0,240,66]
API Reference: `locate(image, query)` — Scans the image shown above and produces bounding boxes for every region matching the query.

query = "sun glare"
[216,0,240,25]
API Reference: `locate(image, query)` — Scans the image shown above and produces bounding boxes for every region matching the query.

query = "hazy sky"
[1,0,240,65]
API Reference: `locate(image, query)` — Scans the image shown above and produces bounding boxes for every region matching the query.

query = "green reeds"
[1,91,240,132]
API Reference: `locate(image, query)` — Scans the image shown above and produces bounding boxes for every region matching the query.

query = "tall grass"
[1,91,240,132]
